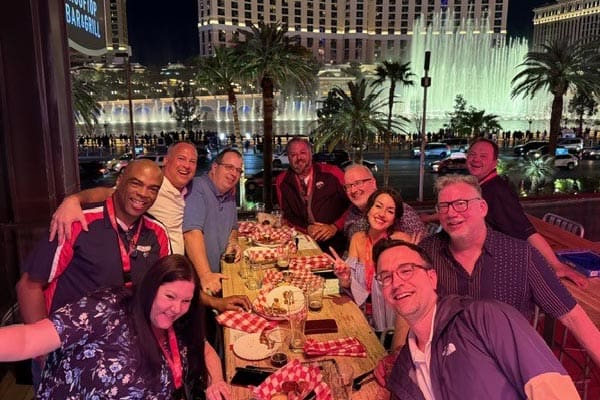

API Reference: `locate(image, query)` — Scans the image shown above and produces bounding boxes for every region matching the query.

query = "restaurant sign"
[65,0,107,56]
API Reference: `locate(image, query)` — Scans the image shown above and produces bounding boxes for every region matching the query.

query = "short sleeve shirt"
[38,288,185,399]
[148,176,187,255]
[183,174,237,273]
[420,229,576,319]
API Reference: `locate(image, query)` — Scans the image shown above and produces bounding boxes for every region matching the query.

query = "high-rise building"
[106,0,129,54]
[197,0,509,63]
[533,0,600,47]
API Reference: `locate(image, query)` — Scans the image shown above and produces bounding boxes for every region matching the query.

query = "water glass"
[307,282,325,312]
[332,365,354,400]
[245,262,263,290]
[271,209,282,228]
[266,328,290,368]
[276,247,290,270]
[289,303,307,352]
[239,257,250,279]
[255,202,266,213]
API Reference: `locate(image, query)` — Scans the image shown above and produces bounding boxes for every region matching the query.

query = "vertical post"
[418,51,431,202]
[125,54,136,158]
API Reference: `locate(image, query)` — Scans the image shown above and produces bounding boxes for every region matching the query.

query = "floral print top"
[37,288,186,399]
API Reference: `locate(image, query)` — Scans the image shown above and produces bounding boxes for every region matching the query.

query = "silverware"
[352,369,374,391]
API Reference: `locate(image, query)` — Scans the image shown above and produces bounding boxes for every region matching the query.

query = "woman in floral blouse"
[0,254,230,400]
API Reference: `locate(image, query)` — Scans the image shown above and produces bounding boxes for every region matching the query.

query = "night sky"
[127,0,552,66]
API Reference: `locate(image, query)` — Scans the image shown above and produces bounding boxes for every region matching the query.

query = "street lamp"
[418,51,431,203]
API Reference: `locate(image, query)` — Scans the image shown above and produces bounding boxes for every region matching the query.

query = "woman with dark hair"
[332,188,418,344]
[0,254,230,400]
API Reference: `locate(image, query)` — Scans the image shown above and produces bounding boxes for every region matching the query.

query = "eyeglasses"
[343,178,373,191]
[435,198,481,214]
[218,162,243,174]
[375,263,430,286]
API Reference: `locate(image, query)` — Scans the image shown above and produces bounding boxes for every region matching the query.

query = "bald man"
[17,159,171,323]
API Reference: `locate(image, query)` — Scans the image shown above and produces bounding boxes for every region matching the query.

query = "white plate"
[252,238,284,248]
[232,332,276,361]
[265,285,305,315]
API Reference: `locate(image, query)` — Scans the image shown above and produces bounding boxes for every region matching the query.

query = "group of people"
[0,136,596,399]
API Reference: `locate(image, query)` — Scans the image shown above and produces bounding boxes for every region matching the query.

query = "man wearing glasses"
[343,164,426,239]
[184,148,244,294]
[419,174,600,368]
[373,239,579,400]
[275,138,349,253]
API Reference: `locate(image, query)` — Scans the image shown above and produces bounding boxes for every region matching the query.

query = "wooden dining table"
[528,215,600,328]
[221,233,387,400]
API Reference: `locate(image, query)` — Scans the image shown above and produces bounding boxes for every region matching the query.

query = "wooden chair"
[542,213,585,238]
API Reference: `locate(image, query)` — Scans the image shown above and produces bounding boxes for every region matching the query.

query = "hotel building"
[197,0,509,64]
[533,0,600,47]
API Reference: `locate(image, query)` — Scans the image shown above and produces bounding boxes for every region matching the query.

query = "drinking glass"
[245,262,262,290]
[332,364,354,400]
[276,247,290,270]
[288,299,307,352]
[307,282,325,312]
[266,328,290,368]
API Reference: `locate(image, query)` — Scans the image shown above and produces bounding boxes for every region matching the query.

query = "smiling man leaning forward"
[374,239,580,400]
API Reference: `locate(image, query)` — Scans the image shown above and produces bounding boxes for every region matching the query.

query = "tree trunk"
[384,83,395,187]
[262,77,275,212]
[549,94,563,156]
[229,88,245,208]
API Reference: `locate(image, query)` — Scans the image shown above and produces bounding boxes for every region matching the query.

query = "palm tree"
[462,109,502,137]
[312,78,395,163]
[512,38,600,154]
[195,46,246,140]
[373,61,414,185]
[568,89,598,136]
[233,22,318,211]
[71,71,101,135]
[518,155,554,193]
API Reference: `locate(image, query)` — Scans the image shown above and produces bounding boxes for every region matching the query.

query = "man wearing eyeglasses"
[373,239,579,400]
[275,138,349,253]
[418,174,600,368]
[343,164,426,239]
[466,138,586,287]
[183,148,244,294]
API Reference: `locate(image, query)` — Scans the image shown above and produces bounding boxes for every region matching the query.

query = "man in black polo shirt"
[17,159,170,321]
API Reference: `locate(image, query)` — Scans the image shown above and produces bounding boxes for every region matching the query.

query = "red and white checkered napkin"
[303,337,367,358]
[238,221,257,236]
[251,225,295,244]
[252,359,332,400]
[246,247,280,263]
[262,269,325,290]
[290,254,332,271]
[215,310,277,333]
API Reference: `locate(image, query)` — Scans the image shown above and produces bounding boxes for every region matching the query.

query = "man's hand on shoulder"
[49,196,87,244]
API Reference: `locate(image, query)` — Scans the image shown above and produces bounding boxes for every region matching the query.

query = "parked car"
[557,137,584,152]
[105,152,134,172]
[245,169,286,202]
[526,145,568,159]
[554,154,579,170]
[429,153,468,174]
[272,151,289,168]
[411,142,451,158]
[514,141,548,157]
[313,150,378,173]
[441,138,470,153]
[582,146,600,160]
[138,154,166,167]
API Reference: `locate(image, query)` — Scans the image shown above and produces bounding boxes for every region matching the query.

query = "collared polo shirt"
[149,176,187,255]
[183,174,237,272]
[23,201,171,313]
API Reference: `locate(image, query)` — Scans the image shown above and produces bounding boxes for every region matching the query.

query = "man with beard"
[275,138,349,253]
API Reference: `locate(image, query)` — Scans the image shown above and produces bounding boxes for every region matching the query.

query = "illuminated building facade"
[197,0,509,63]
[105,0,129,53]
[533,0,600,47]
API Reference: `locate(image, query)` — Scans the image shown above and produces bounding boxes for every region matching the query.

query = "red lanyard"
[157,327,183,389]
[106,197,143,288]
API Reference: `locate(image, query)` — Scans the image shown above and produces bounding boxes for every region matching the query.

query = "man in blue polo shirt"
[183,148,243,294]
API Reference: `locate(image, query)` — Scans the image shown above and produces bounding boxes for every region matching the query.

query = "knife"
[352,369,374,391]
